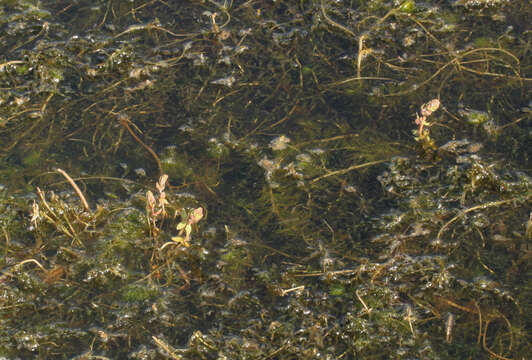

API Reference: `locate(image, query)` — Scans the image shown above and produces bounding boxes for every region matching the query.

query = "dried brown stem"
[119,115,163,175]
[56,168,91,212]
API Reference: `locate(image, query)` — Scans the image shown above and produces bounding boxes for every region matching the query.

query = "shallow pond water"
[0,0,530,358]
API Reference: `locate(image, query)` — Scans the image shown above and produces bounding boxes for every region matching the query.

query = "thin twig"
[473,300,482,344]
[0,259,48,283]
[0,60,24,71]
[16,259,47,272]
[56,168,91,212]
[152,336,181,360]
[295,133,359,147]
[310,160,387,184]
[36,187,58,220]
[387,47,526,96]
[437,198,517,241]
[320,0,356,38]
[118,115,163,175]
[35,186,75,239]
[280,285,305,296]
[355,289,372,313]
[175,262,191,292]
[482,318,513,360]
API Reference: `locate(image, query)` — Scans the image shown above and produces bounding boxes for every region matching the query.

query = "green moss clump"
[329,283,345,296]
[122,284,159,302]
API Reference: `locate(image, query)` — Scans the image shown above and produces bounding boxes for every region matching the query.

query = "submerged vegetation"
[0,0,530,358]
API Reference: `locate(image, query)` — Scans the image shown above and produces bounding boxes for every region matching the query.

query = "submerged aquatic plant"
[414,98,441,151]
[146,174,169,237]
[0,0,530,358]
[144,174,205,248]
[169,206,204,248]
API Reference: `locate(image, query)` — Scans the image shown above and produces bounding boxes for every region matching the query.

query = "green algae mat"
[0,0,531,358]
